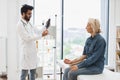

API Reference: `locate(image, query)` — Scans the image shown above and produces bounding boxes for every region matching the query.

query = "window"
[63,0,101,59]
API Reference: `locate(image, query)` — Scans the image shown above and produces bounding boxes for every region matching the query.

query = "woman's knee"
[64,68,70,74]
[68,71,77,77]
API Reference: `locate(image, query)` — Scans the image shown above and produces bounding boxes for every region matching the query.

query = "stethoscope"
[21,20,33,33]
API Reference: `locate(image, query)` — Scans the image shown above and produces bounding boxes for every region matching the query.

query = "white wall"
[0,0,7,37]
[0,37,7,73]
[0,0,34,79]
[7,0,20,79]
[115,0,120,26]
[6,0,33,80]
[0,0,7,74]
[108,0,120,69]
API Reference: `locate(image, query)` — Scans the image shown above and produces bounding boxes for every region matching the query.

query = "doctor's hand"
[42,30,48,37]
[70,65,78,71]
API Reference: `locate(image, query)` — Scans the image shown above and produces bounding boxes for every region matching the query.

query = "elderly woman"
[63,18,106,80]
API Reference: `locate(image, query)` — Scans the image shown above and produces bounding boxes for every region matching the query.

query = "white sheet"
[77,69,120,80]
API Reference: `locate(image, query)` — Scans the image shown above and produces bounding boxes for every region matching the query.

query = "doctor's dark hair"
[21,4,34,15]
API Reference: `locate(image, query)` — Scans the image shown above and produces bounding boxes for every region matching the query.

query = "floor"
[0,75,7,80]
[0,78,7,80]
[0,72,61,80]
[0,74,61,80]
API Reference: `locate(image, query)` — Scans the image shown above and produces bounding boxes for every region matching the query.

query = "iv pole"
[53,14,57,80]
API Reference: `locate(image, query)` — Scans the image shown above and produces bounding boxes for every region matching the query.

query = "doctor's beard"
[24,15,31,21]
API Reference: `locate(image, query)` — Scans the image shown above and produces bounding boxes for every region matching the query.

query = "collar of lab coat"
[21,18,29,25]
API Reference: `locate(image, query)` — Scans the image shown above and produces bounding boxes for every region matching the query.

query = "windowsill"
[104,65,115,71]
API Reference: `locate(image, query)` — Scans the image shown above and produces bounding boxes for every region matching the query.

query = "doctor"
[17,4,49,80]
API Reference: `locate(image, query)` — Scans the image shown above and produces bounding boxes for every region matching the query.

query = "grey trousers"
[63,67,102,80]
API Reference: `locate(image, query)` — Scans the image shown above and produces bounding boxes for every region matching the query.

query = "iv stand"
[53,14,57,80]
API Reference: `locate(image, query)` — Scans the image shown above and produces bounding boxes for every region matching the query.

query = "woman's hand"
[70,65,78,71]
[64,59,72,64]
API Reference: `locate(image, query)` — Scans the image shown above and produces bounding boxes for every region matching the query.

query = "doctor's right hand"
[42,30,48,37]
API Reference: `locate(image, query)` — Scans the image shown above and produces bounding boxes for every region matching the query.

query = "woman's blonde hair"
[88,18,101,34]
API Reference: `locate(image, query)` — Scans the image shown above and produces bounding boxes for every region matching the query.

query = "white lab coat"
[17,18,46,70]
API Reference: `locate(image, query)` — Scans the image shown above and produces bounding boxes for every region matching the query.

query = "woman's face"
[86,23,93,34]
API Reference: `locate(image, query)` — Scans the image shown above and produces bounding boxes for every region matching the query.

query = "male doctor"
[17,4,49,80]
